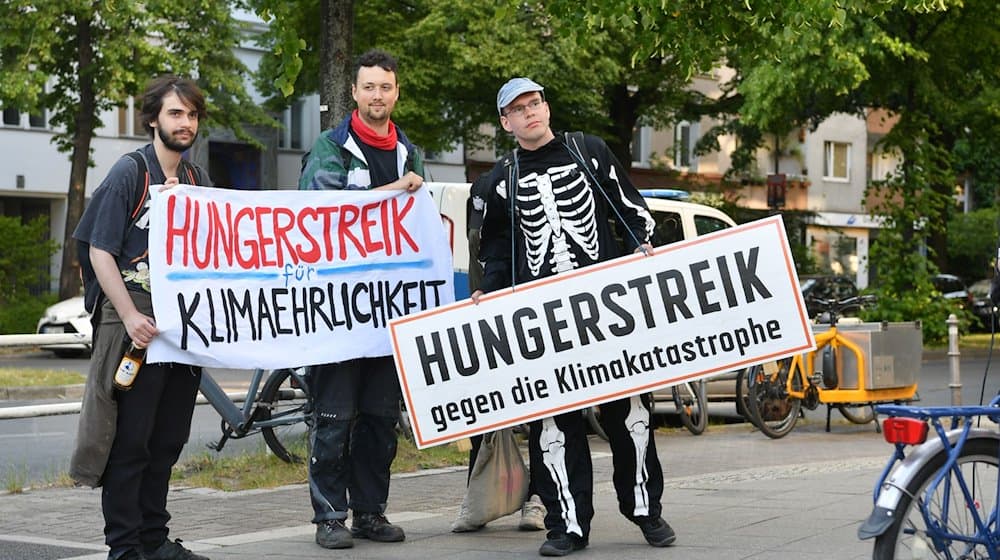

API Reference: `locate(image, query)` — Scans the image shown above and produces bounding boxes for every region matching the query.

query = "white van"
[425,182,738,299]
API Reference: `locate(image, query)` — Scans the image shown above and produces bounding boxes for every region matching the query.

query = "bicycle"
[671,379,708,435]
[742,295,919,438]
[859,394,1000,559]
[198,366,313,463]
[585,380,709,439]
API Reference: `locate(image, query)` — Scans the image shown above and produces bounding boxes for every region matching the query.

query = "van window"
[651,211,684,245]
[694,215,731,236]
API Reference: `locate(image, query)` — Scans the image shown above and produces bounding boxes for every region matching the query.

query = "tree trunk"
[58,14,96,300]
[606,84,640,171]
[319,0,354,130]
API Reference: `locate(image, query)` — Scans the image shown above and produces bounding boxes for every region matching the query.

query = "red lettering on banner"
[164,194,426,270]
[234,207,258,269]
[272,207,297,267]
[361,201,384,254]
[211,202,235,268]
[191,200,212,269]
[392,197,418,253]
[381,199,392,256]
[338,204,365,259]
[296,207,321,263]
[316,206,339,261]
[166,195,191,266]
[255,207,276,267]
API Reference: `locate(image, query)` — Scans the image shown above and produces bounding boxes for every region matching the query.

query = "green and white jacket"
[298,114,424,191]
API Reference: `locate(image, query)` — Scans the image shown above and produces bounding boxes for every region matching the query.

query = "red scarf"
[350,110,397,150]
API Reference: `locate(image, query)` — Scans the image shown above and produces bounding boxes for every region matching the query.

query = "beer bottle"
[114,340,146,391]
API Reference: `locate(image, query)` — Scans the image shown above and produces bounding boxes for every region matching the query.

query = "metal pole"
[947,313,962,406]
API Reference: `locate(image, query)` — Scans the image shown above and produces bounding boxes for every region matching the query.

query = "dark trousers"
[102,363,200,556]
[308,356,401,522]
[528,394,663,540]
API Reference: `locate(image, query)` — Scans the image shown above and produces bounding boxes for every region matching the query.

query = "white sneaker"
[518,496,546,531]
[451,503,485,533]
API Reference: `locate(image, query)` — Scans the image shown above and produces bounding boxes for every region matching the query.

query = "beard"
[158,126,197,152]
[361,104,390,124]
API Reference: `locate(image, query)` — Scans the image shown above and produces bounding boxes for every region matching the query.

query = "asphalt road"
[0,351,296,484]
[1,349,999,485]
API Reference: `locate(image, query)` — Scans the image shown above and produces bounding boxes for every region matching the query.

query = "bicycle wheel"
[837,404,875,424]
[735,368,756,426]
[259,367,313,463]
[583,406,609,441]
[672,380,708,435]
[397,400,416,444]
[745,358,801,439]
[873,437,1000,560]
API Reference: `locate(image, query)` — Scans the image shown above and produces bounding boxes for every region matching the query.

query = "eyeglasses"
[504,98,544,118]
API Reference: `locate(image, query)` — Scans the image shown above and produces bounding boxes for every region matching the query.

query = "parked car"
[35,296,92,357]
[969,278,996,331]
[932,273,973,310]
[799,274,860,319]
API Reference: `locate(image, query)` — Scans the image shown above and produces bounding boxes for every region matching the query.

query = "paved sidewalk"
[0,418,889,560]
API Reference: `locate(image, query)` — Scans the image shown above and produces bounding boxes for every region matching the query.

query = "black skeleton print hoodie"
[477,132,654,293]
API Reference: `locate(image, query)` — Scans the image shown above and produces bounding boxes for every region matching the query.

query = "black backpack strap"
[565,131,592,172]
[123,151,151,221]
[81,151,150,315]
[563,131,647,252]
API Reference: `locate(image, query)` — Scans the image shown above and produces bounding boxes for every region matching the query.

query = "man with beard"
[299,49,424,550]
[71,75,213,560]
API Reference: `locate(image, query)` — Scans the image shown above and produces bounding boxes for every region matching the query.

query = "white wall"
[804,113,869,214]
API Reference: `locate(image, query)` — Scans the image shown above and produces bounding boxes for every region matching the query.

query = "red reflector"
[882,417,929,445]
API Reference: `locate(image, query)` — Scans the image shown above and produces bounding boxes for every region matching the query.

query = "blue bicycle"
[859,394,1000,559]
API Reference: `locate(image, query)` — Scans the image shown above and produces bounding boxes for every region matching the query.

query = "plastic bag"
[452,428,529,529]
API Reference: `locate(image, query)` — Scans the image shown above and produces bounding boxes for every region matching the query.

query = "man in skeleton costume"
[472,77,675,557]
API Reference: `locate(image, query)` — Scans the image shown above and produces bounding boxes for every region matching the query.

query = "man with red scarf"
[299,49,424,550]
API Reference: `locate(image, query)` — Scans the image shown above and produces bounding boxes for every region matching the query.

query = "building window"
[3,108,20,126]
[674,122,692,168]
[118,98,144,137]
[28,111,46,128]
[631,126,650,167]
[279,99,306,150]
[823,141,850,181]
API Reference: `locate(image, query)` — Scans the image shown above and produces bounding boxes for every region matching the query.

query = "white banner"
[147,185,454,369]
[390,215,815,448]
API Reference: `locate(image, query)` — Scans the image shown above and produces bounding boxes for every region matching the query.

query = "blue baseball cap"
[497,77,544,115]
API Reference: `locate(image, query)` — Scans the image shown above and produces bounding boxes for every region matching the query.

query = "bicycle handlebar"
[810,294,876,313]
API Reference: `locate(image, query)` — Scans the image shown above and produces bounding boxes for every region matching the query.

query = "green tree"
[0,1,275,299]
[947,207,999,280]
[249,0,724,168]
[0,216,59,334]
[550,1,1000,341]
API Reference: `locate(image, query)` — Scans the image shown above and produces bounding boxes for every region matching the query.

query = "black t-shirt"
[73,144,211,295]
[351,130,399,187]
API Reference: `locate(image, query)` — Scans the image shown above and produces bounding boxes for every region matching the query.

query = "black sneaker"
[109,549,143,560]
[315,519,353,549]
[538,532,588,556]
[351,512,405,542]
[635,516,676,547]
[144,539,209,560]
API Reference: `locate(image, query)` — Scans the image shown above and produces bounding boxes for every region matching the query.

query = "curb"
[0,384,85,401]
[0,348,989,402]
